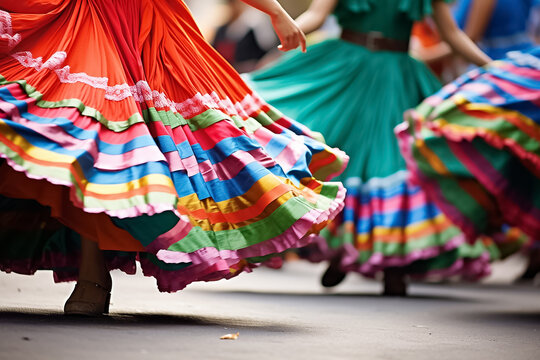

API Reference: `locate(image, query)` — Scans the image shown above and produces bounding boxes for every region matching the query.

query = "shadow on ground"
[0,310,303,333]
[191,290,482,303]
[451,310,540,327]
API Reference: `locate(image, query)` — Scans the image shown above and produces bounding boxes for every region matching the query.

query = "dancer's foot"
[321,257,347,288]
[64,279,112,316]
[64,236,112,316]
[517,248,540,283]
[383,268,408,296]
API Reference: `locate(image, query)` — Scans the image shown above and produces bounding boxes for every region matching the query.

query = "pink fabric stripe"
[448,140,540,237]
[163,152,200,176]
[273,136,307,173]
[182,154,199,177]
[499,62,540,81]
[199,159,218,182]
[460,82,506,104]
[163,147,277,180]
[93,147,166,170]
[484,74,540,106]
[252,126,273,148]
[424,95,444,108]
[211,148,275,180]
[139,256,234,293]
[345,186,435,215]
[163,151,185,172]
[145,210,194,253]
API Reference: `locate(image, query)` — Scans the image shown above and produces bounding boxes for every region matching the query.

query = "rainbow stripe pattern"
[397,48,540,241]
[0,1,347,292]
[304,171,497,279]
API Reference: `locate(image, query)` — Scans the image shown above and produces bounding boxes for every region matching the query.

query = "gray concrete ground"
[0,255,539,360]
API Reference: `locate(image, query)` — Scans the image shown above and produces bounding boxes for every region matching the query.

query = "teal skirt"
[246,39,505,278]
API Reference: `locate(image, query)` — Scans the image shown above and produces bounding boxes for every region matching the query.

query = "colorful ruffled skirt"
[0,0,348,292]
[246,38,498,279]
[397,48,540,242]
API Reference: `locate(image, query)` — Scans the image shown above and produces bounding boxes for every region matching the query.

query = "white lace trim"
[10,50,267,119]
[0,10,21,51]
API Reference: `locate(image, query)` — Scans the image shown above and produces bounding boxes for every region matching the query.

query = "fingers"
[278,30,307,52]
[299,31,307,53]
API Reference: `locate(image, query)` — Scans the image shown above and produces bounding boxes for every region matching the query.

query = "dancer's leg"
[383,268,408,296]
[64,237,112,315]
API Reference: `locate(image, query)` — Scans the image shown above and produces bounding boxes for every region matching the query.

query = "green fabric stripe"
[322,218,465,260]
[112,211,180,247]
[437,107,540,153]
[408,240,498,274]
[166,188,340,253]
[143,108,187,128]
[412,128,490,231]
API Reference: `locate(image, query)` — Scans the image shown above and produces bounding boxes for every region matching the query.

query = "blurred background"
[186,0,540,80]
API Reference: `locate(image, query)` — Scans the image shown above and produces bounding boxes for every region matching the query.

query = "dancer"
[0,0,348,315]
[246,0,495,295]
[454,0,534,61]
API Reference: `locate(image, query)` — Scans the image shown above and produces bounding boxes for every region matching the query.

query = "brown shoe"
[64,280,111,316]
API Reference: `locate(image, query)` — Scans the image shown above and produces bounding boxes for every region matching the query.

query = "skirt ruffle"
[397,48,540,240]
[0,1,348,291]
[300,172,499,280]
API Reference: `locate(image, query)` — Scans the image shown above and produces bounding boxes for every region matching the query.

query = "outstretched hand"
[270,12,307,52]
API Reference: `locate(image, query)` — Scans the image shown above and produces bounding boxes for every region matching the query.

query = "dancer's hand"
[270,11,307,52]
[239,0,306,52]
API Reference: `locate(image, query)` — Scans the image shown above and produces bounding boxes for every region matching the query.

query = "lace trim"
[0,10,21,51]
[10,50,267,119]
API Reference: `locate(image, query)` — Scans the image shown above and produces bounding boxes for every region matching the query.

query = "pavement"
[0,255,539,360]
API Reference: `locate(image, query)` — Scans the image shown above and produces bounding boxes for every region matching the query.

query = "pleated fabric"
[246,37,500,279]
[0,0,348,292]
[397,48,540,241]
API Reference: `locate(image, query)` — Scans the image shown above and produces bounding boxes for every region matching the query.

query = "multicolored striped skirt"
[397,48,540,242]
[0,0,348,292]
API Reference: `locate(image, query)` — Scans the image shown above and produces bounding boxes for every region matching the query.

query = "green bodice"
[333,0,450,41]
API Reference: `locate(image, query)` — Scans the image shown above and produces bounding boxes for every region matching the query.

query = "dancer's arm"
[240,0,306,52]
[295,0,338,35]
[432,0,492,66]
[461,0,496,42]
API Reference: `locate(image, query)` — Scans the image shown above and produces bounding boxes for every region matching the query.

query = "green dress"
[246,0,507,278]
